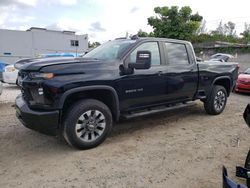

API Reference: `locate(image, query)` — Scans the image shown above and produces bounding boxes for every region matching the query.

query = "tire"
[63,99,113,149]
[204,85,227,115]
[244,150,250,187]
[232,85,236,93]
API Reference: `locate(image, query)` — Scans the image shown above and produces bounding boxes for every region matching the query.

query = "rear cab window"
[164,42,190,65]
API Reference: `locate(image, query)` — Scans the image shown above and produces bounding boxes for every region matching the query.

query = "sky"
[0,0,250,43]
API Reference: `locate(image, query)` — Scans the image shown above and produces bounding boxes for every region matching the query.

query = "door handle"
[158,71,163,76]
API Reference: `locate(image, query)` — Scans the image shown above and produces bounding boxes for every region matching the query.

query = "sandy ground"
[0,83,20,103]
[0,86,250,188]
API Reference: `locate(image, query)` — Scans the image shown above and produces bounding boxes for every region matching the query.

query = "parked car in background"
[4,53,79,84]
[223,104,250,188]
[209,53,234,62]
[0,81,2,95]
[3,64,18,84]
[0,61,9,81]
[38,53,78,58]
[235,68,250,93]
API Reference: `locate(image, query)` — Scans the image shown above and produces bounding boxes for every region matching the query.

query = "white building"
[0,27,88,64]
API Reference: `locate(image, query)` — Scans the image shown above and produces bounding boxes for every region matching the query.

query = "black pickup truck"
[15,37,239,149]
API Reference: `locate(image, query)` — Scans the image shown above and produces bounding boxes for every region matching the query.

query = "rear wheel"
[63,99,113,149]
[204,85,227,115]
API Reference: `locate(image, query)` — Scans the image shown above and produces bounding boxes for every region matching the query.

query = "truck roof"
[115,37,191,45]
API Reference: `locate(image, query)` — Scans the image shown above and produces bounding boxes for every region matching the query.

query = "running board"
[122,102,196,119]
[195,90,207,100]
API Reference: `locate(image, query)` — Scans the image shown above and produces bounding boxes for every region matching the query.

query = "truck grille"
[21,88,33,102]
[19,71,28,79]
[18,71,33,102]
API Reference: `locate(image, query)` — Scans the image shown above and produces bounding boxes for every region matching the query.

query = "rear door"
[163,42,198,101]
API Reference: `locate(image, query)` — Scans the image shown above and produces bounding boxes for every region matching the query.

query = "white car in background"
[3,53,78,84]
[3,64,18,84]
[209,53,234,62]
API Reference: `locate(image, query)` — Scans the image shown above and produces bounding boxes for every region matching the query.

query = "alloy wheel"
[75,110,106,142]
[214,90,226,112]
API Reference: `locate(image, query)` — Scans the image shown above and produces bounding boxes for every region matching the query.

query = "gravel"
[0,86,249,188]
[0,83,20,103]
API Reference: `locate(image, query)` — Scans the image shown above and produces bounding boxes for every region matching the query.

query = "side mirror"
[196,57,202,62]
[128,51,151,70]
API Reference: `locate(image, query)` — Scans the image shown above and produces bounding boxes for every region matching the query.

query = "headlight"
[5,67,16,72]
[29,72,54,79]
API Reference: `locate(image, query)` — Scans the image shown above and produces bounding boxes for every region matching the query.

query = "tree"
[137,29,150,37]
[88,41,101,48]
[147,6,203,40]
[212,21,224,35]
[241,23,250,39]
[196,20,207,34]
[225,21,236,36]
[211,21,236,36]
[137,29,154,37]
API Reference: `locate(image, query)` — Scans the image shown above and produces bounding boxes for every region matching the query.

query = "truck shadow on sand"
[110,103,206,138]
[12,102,208,153]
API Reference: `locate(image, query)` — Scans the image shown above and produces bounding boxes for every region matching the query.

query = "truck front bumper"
[223,166,247,188]
[15,95,59,136]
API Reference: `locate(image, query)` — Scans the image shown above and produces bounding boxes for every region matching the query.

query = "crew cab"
[15,37,239,149]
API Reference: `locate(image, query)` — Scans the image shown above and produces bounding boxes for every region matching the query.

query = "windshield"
[244,68,250,74]
[84,40,136,61]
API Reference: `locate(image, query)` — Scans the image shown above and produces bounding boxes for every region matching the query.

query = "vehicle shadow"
[234,92,250,97]
[3,83,19,90]
[10,102,206,154]
[109,103,205,138]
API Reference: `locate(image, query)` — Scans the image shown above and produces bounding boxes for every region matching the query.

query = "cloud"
[0,0,249,44]
[0,0,37,8]
[46,18,90,33]
[89,22,106,32]
[130,6,139,13]
[46,23,62,31]
[0,4,36,30]
[17,0,37,7]
[9,16,35,24]
[0,0,16,7]
[44,0,78,6]
[58,0,77,6]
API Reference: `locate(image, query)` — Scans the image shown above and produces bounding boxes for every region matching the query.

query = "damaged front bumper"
[223,166,249,188]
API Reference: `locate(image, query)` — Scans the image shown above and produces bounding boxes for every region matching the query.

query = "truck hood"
[18,57,101,71]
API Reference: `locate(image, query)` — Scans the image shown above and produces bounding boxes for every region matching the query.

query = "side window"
[165,43,189,65]
[129,42,160,66]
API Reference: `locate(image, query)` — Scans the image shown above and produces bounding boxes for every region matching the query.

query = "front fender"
[57,85,120,121]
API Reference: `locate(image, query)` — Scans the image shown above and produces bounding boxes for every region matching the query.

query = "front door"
[117,41,168,111]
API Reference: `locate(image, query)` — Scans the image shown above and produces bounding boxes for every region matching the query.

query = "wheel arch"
[212,76,231,97]
[59,85,120,122]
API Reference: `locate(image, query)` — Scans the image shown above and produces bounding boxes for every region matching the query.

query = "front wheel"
[63,99,113,149]
[204,85,227,115]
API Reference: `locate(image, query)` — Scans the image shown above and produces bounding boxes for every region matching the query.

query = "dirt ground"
[0,86,250,188]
